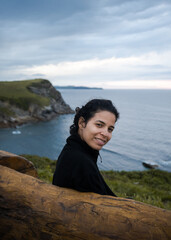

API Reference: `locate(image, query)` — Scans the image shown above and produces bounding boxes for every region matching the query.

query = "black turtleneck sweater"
[52,133,116,196]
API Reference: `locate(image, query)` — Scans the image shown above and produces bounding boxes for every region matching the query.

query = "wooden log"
[0,165,171,240]
[0,150,38,178]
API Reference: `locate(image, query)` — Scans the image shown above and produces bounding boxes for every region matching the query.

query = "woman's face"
[78,110,116,150]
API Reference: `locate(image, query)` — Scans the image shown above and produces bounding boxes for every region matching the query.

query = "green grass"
[0,106,16,117]
[0,79,50,110]
[21,154,171,210]
[101,170,171,210]
[22,154,56,184]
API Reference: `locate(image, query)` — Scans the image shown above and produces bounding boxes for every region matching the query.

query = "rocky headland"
[0,79,74,128]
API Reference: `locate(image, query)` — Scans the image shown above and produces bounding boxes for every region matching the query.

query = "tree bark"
[0,150,38,178]
[0,165,170,240]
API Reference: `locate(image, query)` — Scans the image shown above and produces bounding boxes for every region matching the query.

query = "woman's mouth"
[95,138,106,146]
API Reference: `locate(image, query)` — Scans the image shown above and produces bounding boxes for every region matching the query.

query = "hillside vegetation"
[0,79,73,128]
[22,154,171,210]
[0,79,50,111]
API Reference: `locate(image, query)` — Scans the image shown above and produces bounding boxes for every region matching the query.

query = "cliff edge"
[0,79,74,128]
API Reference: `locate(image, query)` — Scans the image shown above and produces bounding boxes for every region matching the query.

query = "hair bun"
[75,107,80,114]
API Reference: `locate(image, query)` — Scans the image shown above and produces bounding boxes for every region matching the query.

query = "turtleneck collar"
[66,133,99,162]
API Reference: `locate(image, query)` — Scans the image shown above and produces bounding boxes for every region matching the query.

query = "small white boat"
[12,130,21,135]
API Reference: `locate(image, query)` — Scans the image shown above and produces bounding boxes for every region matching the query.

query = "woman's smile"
[94,137,107,146]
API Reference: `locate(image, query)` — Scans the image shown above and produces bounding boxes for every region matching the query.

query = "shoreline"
[0,113,61,129]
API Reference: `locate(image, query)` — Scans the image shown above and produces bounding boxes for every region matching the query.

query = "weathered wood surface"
[0,150,38,177]
[0,165,171,240]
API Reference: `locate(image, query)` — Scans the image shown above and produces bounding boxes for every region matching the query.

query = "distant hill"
[55,86,103,90]
[0,79,73,128]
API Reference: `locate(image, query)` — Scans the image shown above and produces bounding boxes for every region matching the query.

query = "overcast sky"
[0,0,171,89]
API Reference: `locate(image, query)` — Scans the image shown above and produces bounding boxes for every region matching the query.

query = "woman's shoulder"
[59,143,95,166]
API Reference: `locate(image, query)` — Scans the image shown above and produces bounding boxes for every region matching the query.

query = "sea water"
[0,89,171,172]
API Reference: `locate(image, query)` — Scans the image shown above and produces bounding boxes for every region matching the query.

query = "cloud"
[0,0,171,88]
[19,51,171,76]
[96,80,171,89]
[7,51,170,88]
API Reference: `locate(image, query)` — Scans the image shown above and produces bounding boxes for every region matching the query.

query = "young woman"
[52,99,119,196]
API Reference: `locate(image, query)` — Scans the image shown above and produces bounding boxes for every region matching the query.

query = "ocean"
[0,89,171,172]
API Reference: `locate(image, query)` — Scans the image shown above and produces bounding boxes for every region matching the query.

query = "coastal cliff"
[0,79,74,128]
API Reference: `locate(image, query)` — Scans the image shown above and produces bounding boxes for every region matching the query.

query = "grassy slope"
[22,154,171,210]
[0,79,50,112]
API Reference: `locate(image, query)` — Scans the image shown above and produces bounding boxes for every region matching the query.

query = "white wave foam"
[12,130,21,135]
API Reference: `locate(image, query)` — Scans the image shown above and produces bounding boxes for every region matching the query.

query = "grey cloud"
[31,73,46,77]
[0,0,171,83]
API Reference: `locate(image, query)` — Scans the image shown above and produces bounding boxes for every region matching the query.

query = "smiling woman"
[52,99,119,196]
[78,111,116,150]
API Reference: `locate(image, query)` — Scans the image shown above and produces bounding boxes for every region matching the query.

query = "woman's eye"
[96,123,102,127]
[108,128,114,133]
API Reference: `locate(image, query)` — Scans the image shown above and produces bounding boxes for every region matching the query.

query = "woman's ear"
[78,117,86,129]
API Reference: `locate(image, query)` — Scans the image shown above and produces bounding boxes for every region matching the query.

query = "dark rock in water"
[0,79,74,128]
[143,162,159,169]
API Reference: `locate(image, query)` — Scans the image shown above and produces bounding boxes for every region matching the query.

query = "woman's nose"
[100,128,109,137]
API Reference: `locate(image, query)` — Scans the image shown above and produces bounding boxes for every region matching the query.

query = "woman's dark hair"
[70,99,119,135]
